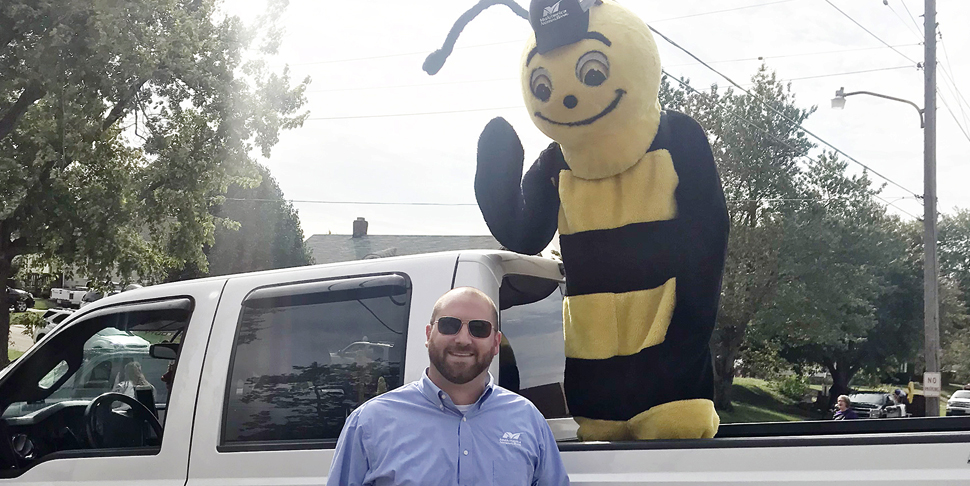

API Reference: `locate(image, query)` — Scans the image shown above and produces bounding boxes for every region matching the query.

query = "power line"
[224,198,477,206]
[306,65,915,96]
[824,0,920,66]
[783,65,915,82]
[938,30,970,130]
[306,77,517,93]
[939,94,970,145]
[665,43,921,69]
[226,196,920,215]
[883,0,923,41]
[305,105,521,121]
[649,25,924,202]
[291,2,795,69]
[900,0,924,37]
[648,0,797,23]
[291,39,525,67]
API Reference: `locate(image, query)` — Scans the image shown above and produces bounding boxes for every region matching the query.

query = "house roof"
[304,234,503,265]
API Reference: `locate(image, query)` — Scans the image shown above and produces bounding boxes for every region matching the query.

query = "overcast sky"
[224,0,969,237]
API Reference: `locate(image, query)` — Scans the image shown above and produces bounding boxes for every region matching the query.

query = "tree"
[178,163,313,279]
[939,209,970,309]
[0,0,309,365]
[761,152,919,401]
[660,65,814,410]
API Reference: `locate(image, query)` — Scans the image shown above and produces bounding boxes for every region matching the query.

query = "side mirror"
[150,343,179,360]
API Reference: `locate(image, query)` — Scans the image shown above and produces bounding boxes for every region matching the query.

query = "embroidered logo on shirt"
[500,432,522,446]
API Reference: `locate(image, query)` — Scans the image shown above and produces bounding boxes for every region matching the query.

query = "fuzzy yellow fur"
[520,0,663,180]
[575,399,719,441]
[562,278,676,360]
[557,149,678,235]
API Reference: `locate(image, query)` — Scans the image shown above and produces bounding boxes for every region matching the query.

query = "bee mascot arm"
[475,117,567,255]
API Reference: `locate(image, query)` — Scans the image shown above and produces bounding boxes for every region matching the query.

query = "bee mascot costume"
[425,0,729,441]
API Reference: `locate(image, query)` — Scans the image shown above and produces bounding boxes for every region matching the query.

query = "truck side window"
[0,299,192,475]
[222,273,411,446]
[499,274,569,420]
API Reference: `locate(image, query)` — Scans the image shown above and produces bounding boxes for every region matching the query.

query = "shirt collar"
[419,369,495,413]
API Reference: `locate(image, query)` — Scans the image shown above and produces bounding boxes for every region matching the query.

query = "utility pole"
[923,0,940,417]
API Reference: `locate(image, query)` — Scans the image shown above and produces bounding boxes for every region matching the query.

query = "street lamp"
[831,87,925,128]
[831,84,940,416]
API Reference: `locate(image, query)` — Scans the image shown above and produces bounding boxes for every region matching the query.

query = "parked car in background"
[329,341,395,365]
[84,327,150,352]
[947,390,970,416]
[847,392,904,418]
[49,286,88,308]
[5,286,34,313]
[79,283,143,308]
[33,309,76,342]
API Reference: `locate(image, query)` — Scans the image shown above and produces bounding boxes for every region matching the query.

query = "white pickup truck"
[2,250,969,484]
[48,287,88,308]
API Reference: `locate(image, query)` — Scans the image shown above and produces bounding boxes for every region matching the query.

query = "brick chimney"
[352,217,368,238]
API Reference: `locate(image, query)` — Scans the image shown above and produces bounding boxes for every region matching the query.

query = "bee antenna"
[423,0,528,75]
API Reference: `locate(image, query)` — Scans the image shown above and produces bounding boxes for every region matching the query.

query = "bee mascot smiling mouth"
[425,0,729,441]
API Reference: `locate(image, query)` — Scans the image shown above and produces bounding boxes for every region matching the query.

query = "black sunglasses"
[435,316,495,339]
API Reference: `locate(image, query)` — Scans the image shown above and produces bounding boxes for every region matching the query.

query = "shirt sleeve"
[327,408,370,486]
[532,410,570,486]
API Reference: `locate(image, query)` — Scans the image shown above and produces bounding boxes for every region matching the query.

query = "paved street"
[8,324,34,353]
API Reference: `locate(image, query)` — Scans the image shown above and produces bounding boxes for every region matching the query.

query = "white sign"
[924,372,942,398]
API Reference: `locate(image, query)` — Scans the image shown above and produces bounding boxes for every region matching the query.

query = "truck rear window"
[221,273,411,446]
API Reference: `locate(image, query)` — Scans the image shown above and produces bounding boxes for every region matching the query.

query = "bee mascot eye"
[576,51,608,86]
[424,0,729,444]
[531,68,553,102]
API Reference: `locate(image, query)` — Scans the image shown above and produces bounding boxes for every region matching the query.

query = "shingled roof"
[304,234,503,265]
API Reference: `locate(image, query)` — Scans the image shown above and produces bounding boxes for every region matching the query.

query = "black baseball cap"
[530,0,595,54]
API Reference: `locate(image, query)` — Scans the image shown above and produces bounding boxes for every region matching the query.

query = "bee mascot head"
[426,0,729,441]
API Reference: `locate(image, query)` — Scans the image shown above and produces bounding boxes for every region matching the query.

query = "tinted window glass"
[222,274,411,445]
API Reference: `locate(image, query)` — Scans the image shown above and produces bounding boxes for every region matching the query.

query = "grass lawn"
[8,348,23,363]
[720,377,817,423]
[33,298,55,310]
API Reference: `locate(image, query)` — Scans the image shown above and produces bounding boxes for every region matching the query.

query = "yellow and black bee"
[427,0,729,441]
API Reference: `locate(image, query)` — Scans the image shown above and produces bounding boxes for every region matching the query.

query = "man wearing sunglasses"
[328,287,569,485]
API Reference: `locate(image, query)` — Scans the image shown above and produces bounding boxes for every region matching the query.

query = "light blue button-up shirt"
[327,371,569,486]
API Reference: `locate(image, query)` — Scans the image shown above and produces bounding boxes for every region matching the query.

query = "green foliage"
[172,163,313,279]
[775,375,810,402]
[661,65,815,409]
[0,0,310,365]
[661,63,934,408]
[736,340,789,380]
[10,311,43,335]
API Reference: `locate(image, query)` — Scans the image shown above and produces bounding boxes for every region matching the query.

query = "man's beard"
[428,341,492,385]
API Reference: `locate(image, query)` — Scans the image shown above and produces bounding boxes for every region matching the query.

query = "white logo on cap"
[540,1,568,25]
[543,1,560,16]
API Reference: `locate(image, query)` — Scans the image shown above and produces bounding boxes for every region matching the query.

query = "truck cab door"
[186,255,453,486]
[0,278,223,485]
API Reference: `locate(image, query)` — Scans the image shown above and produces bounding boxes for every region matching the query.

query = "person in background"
[113,361,153,398]
[834,395,859,420]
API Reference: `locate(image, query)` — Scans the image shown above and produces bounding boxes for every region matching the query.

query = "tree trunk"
[827,363,857,409]
[0,81,46,141]
[0,257,12,368]
[713,343,737,411]
[712,324,745,411]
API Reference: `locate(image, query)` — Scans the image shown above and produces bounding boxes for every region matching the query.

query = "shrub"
[777,375,810,402]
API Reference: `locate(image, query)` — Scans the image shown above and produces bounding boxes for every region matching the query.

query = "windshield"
[951,390,970,400]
